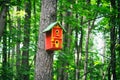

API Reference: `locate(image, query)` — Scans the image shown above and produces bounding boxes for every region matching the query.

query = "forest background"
[0,0,120,80]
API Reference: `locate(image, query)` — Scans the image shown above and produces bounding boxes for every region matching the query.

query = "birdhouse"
[43,22,66,51]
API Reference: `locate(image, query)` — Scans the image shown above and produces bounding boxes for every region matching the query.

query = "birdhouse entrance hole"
[56,30,59,35]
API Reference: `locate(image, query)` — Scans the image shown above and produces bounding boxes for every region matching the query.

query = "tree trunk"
[83,1,91,80]
[117,3,120,79]
[110,23,116,80]
[21,0,31,80]
[79,16,83,78]
[110,0,116,80]
[1,2,9,79]
[16,0,21,79]
[75,15,83,80]
[62,10,72,80]
[0,6,7,39]
[117,0,120,62]
[33,0,38,54]
[83,21,90,80]
[2,21,7,80]
[35,0,57,80]
[102,34,106,80]
[75,27,80,80]
[8,9,15,80]
[75,1,79,80]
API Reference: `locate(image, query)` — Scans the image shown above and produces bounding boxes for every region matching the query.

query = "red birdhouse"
[43,22,66,51]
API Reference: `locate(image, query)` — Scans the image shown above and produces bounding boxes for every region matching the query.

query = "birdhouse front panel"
[52,25,63,39]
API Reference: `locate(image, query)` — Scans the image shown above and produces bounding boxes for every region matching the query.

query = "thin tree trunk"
[8,10,11,70]
[8,9,14,80]
[102,34,106,80]
[83,19,97,79]
[11,44,15,80]
[110,23,116,80]
[75,14,82,80]
[79,16,83,78]
[83,21,90,80]
[83,1,91,79]
[75,28,80,80]
[33,0,38,66]
[117,0,120,63]
[89,58,94,80]
[110,0,116,79]
[75,1,79,80]
[63,10,72,80]
[83,13,96,80]
[21,0,31,80]
[83,0,100,79]
[0,5,7,39]
[118,3,120,78]
[35,0,57,80]
[108,62,111,80]
[16,0,21,79]
[75,15,83,80]
[33,0,38,53]
[2,21,7,80]
[61,5,73,79]
[1,2,9,80]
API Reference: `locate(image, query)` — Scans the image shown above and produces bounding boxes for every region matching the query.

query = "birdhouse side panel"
[45,31,52,50]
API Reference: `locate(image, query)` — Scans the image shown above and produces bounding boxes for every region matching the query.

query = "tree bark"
[35,0,57,80]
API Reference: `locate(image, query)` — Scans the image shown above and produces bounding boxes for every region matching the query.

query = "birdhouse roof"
[43,22,66,32]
